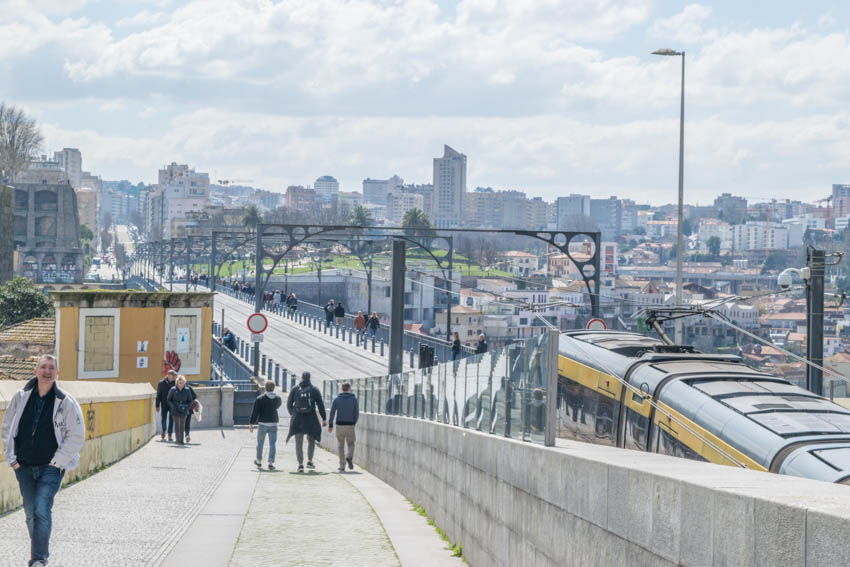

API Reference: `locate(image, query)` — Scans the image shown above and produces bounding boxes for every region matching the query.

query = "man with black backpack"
[286,372,326,472]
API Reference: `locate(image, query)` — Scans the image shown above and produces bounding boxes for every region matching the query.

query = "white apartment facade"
[431,145,466,228]
[730,221,789,251]
[314,175,339,202]
[386,190,425,223]
[54,148,82,189]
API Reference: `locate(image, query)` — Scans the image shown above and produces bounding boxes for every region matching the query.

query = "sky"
[2,0,850,205]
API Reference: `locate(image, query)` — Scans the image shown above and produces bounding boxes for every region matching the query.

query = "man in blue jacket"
[328,382,359,473]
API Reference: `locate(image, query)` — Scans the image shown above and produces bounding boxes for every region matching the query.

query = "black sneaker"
[268,463,275,471]
[306,462,315,469]
[254,459,262,467]
[297,464,304,472]
[347,457,353,470]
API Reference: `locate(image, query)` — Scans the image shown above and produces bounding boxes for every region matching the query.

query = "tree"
[100,228,113,252]
[242,205,262,232]
[0,102,43,182]
[114,243,127,268]
[401,208,434,238]
[0,276,54,327]
[79,224,94,242]
[347,205,373,227]
[707,236,721,258]
[683,218,693,236]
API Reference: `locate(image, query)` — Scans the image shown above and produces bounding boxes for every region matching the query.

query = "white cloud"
[116,10,166,28]
[0,1,110,61]
[649,4,715,44]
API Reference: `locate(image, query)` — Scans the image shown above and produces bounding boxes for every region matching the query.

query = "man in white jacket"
[2,354,85,567]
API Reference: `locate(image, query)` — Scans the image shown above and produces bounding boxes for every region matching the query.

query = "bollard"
[267,357,273,377]
[371,337,376,353]
[380,340,384,356]
[349,330,353,344]
[409,349,414,368]
[261,354,267,374]
[239,340,245,358]
[336,326,339,339]
[275,364,280,385]
[364,335,368,350]
[290,374,296,390]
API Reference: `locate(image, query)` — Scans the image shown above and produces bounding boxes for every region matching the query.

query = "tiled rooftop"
[0,318,55,344]
[0,355,38,381]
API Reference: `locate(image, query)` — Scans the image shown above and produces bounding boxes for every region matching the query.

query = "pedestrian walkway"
[0,428,464,567]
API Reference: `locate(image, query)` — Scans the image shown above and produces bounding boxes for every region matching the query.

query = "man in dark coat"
[476,334,488,354]
[286,372,326,472]
[222,328,236,352]
[155,370,177,441]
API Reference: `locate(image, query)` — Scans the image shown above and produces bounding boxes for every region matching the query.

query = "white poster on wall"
[137,340,149,353]
[136,356,148,369]
[176,327,190,353]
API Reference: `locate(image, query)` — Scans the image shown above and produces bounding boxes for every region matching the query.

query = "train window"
[624,406,650,452]
[556,374,619,446]
[657,429,707,462]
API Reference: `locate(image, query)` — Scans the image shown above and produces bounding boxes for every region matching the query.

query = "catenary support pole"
[389,239,406,375]
[807,248,825,395]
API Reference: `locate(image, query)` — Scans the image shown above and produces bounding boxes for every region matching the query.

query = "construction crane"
[217,179,254,208]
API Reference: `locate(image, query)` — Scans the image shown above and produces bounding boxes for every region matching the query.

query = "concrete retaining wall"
[155,386,234,433]
[322,413,850,566]
[0,380,156,515]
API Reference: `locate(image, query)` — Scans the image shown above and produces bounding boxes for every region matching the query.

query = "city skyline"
[3,1,850,203]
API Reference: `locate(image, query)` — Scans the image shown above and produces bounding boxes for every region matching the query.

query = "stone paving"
[0,426,455,567]
[227,435,399,567]
[0,430,243,567]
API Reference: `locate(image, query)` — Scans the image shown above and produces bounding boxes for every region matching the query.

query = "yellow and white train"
[557,330,850,483]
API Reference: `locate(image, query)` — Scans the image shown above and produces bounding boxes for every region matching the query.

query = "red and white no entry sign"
[247,312,268,334]
[586,318,607,331]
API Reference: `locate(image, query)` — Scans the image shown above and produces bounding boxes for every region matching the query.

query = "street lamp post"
[653,47,685,344]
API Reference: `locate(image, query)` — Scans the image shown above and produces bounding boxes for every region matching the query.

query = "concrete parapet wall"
[0,380,156,515]
[322,414,850,567]
[155,386,234,432]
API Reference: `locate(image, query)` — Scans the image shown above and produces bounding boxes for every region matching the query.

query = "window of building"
[78,308,120,379]
[165,308,202,375]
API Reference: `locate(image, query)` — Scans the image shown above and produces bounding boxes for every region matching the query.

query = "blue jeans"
[256,424,277,463]
[160,407,173,435]
[15,464,64,566]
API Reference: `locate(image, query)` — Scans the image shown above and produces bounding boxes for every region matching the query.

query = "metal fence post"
[545,329,559,447]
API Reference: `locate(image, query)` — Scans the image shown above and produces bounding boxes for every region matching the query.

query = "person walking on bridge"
[354,311,366,335]
[286,372,326,472]
[324,299,336,327]
[334,301,345,327]
[287,292,298,313]
[250,380,282,470]
[367,312,380,338]
[2,354,85,567]
[329,382,359,473]
[156,369,177,441]
[167,375,193,445]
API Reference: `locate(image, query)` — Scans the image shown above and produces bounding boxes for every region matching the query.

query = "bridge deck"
[0,428,462,567]
[209,290,392,383]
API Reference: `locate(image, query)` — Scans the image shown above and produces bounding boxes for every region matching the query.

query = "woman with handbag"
[167,375,193,445]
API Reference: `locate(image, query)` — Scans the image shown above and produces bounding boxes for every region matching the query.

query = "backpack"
[294,385,314,414]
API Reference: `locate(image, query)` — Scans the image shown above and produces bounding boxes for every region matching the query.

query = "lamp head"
[652,48,683,56]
